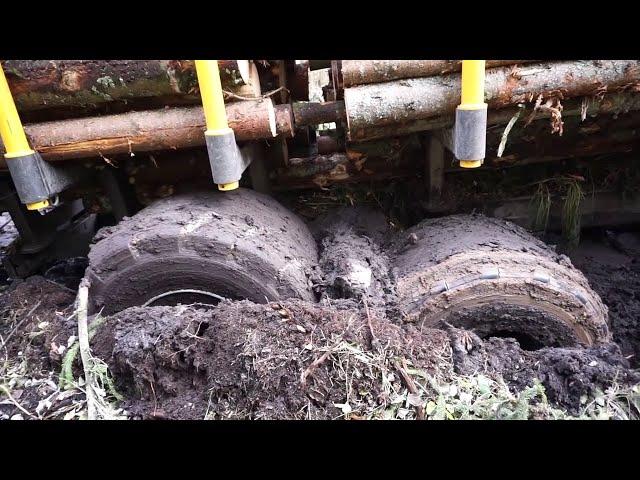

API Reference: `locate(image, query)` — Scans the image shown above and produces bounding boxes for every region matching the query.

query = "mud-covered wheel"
[391,214,610,348]
[85,189,318,315]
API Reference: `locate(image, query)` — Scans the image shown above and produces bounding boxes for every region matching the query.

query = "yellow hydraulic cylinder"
[0,67,34,158]
[460,60,486,108]
[195,60,230,134]
[454,60,488,169]
[195,60,240,191]
[0,65,49,210]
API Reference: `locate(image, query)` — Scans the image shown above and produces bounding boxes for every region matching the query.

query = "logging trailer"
[1,59,637,348]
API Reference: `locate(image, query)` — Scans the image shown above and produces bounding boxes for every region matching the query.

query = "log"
[292,101,346,126]
[341,60,534,87]
[217,60,251,87]
[3,60,253,111]
[272,152,418,189]
[485,127,640,167]
[0,99,277,167]
[345,60,640,141]
[349,90,640,142]
[273,136,422,189]
[285,60,310,101]
[222,61,262,101]
[274,104,295,137]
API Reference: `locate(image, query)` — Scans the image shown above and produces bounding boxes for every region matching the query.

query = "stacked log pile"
[2,60,640,191]
[341,60,640,142]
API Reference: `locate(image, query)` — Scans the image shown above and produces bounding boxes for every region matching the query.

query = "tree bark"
[292,101,346,126]
[0,99,277,167]
[274,104,295,137]
[222,61,262,100]
[3,60,253,111]
[272,152,418,189]
[348,90,640,142]
[345,60,640,141]
[341,60,534,87]
[272,136,422,189]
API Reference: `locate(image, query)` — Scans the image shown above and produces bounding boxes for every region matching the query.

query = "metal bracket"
[5,151,83,206]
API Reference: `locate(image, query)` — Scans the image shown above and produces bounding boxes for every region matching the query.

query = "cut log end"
[236,60,251,84]
[267,100,277,137]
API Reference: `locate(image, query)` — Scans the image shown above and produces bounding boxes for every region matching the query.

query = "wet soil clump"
[570,231,640,368]
[0,276,77,419]
[92,300,452,420]
[448,327,639,415]
[0,276,76,368]
[310,207,396,308]
[94,300,638,419]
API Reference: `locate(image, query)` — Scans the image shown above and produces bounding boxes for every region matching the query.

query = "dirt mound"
[448,327,639,415]
[92,298,638,419]
[92,300,452,419]
[0,276,78,419]
[570,233,640,368]
[0,276,76,368]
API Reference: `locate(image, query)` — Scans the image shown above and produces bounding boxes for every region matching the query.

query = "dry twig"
[394,358,425,420]
[76,278,96,420]
[0,384,36,419]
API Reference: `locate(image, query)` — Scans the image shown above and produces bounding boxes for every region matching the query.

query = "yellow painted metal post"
[195,60,230,134]
[455,60,488,169]
[195,60,240,191]
[0,64,50,210]
[460,60,486,108]
[0,67,34,158]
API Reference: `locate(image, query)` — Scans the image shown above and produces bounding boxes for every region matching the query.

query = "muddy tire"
[85,189,318,315]
[390,214,610,348]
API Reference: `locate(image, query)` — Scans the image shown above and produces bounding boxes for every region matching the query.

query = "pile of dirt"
[91,299,638,420]
[448,327,639,415]
[570,232,640,368]
[0,276,78,419]
[91,299,452,420]
[0,276,76,368]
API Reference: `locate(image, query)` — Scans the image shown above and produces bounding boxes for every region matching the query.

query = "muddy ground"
[1,211,640,420]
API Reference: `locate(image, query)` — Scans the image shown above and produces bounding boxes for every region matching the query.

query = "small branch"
[394,358,425,420]
[0,300,42,350]
[300,315,352,387]
[76,278,96,420]
[362,297,379,351]
[222,86,289,102]
[0,218,12,231]
[497,106,524,158]
[300,347,335,387]
[0,384,37,419]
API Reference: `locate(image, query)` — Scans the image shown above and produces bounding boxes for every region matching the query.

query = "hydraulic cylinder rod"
[0,66,47,210]
[1,63,78,211]
[454,60,487,168]
[195,60,243,191]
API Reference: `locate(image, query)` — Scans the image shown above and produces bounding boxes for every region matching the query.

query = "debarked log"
[345,60,640,141]
[341,60,535,86]
[348,90,640,142]
[0,99,277,167]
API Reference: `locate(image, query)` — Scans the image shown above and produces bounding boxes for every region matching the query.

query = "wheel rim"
[142,289,227,307]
